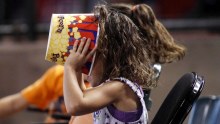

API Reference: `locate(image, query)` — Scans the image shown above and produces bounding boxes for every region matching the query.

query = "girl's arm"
[64,69,125,116]
[63,38,125,116]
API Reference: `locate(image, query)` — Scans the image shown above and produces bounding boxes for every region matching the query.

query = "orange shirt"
[21,65,93,124]
[21,65,64,109]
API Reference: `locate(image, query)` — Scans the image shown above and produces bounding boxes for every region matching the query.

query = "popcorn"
[45,14,99,75]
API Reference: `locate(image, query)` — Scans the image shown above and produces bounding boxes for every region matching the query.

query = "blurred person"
[0,65,93,123]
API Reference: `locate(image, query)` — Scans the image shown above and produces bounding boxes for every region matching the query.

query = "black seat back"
[151,72,205,124]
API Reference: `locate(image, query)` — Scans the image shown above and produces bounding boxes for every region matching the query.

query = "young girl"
[63,3,185,124]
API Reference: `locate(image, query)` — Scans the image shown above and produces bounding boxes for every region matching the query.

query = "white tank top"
[93,77,148,124]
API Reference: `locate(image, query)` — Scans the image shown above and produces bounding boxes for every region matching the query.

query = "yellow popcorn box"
[45,14,99,75]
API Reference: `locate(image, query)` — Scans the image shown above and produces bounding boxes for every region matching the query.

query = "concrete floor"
[0,30,220,123]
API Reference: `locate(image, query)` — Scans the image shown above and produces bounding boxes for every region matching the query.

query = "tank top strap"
[107,77,148,123]
[107,77,144,98]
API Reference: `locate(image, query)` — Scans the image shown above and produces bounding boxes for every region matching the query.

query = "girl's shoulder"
[100,79,127,92]
[102,77,145,104]
[105,77,143,95]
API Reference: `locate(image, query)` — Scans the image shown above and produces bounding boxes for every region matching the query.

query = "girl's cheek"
[87,75,94,86]
[89,57,104,86]
[87,74,101,87]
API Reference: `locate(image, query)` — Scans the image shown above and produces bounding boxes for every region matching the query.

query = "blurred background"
[0,0,220,123]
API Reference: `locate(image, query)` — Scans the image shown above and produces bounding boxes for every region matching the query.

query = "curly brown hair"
[110,3,186,64]
[94,4,155,89]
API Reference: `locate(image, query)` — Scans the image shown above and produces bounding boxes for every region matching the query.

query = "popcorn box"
[45,14,99,75]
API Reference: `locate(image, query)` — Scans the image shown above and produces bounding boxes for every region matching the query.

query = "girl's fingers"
[73,40,79,52]
[77,37,86,53]
[85,46,97,60]
[82,38,91,55]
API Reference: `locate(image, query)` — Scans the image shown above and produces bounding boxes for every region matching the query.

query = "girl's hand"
[65,37,96,72]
